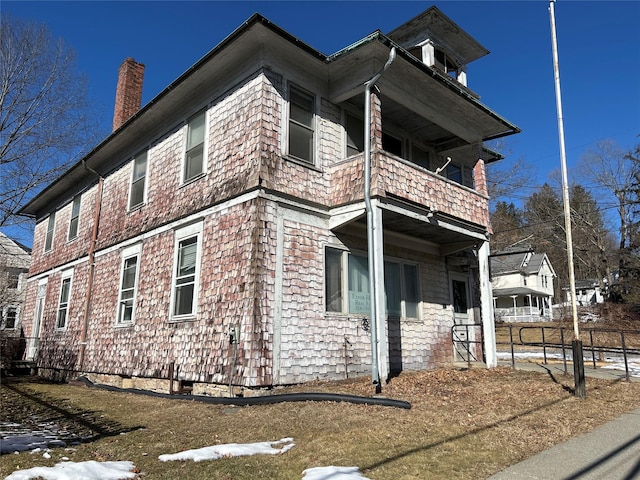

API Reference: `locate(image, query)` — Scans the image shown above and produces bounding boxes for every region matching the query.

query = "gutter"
[77,162,103,371]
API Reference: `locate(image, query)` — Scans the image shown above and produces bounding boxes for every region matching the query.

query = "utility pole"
[549,0,586,398]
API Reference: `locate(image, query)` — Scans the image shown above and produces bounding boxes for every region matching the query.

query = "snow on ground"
[6,438,370,480]
[5,460,137,480]
[158,437,295,462]
[301,466,371,479]
[496,351,640,377]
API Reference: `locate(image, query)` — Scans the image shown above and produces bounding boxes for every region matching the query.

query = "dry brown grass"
[2,367,640,480]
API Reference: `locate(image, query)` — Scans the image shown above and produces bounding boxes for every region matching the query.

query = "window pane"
[56,308,67,329]
[384,261,401,317]
[325,248,343,312]
[68,218,79,239]
[411,145,430,169]
[446,164,462,183]
[130,179,145,208]
[122,257,137,290]
[174,284,195,316]
[348,254,369,314]
[404,264,419,318]
[45,214,55,251]
[178,238,197,276]
[185,144,204,180]
[452,279,468,314]
[119,300,133,323]
[132,151,147,181]
[346,112,364,157]
[5,308,17,329]
[187,112,205,149]
[59,278,71,303]
[289,123,313,162]
[290,89,313,127]
[382,132,402,157]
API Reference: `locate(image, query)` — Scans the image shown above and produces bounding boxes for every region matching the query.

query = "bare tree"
[577,139,638,254]
[0,15,103,238]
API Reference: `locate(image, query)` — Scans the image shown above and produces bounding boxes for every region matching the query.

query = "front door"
[27,280,47,360]
[450,274,472,361]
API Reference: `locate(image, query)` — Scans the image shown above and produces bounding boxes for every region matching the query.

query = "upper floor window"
[183,111,206,183]
[288,85,315,163]
[345,111,364,157]
[68,196,81,240]
[382,132,403,158]
[411,144,430,169]
[117,244,141,325]
[170,222,203,320]
[44,213,55,252]
[2,307,17,329]
[56,270,73,329]
[6,268,22,289]
[129,150,148,209]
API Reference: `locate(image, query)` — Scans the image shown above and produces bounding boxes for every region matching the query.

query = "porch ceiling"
[493,287,550,297]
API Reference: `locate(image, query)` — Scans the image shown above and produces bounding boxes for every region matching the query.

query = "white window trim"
[449,272,470,321]
[1,305,19,330]
[285,82,317,165]
[325,247,421,319]
[68,196,81,241]
[115,243,142,326]
[128,149,149,210]
[169,221,203,321]
[180,110,209,185]
[44,213,55,252]
[56,269,73,330]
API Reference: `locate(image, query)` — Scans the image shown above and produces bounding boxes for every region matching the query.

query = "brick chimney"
[112,57,145,131]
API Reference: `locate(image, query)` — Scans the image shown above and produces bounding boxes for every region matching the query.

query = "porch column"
[478,241,497,367]
[372,200,388,380]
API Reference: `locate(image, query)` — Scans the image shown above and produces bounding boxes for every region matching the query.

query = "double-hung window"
[129,150,147,209]
[170,222,203,319]
[183,111,206,182]
[68,196,81,240]
[56,270,73,329]
[325,247,420,318]
[2,307,17,329]
[117,244,141,325]
[288,85,315,163]
[44,213,55,252]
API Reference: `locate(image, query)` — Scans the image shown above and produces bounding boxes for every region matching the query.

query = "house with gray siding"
[18,7,519,394]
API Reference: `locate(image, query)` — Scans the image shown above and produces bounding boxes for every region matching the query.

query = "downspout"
[78,162,104,371]
[364,47,395,390]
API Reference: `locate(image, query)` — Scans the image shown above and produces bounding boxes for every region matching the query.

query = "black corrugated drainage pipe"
[74,376,411,409]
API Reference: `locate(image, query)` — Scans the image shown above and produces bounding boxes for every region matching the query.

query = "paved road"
[487,408,640,479]
[486,360,640,479]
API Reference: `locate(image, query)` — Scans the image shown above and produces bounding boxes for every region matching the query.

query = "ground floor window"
[170,222,203,320]
[325,247,420,318]
[56,270,73,329]
[117,244,141,325]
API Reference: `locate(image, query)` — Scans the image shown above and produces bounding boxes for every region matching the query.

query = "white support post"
[478,241,497,367]
[372,202,388,381]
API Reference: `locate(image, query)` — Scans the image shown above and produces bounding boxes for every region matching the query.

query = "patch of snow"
[301,466,371,479]
[5,460,137,480]
[158,437,295,462]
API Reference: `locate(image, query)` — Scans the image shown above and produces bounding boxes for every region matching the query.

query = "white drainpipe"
[364,47,395,390]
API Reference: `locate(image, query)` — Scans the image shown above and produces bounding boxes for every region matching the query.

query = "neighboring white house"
[491,249,556,323]
[564,279,605,306]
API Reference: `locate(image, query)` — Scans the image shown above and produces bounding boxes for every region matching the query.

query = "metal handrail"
[451,324,484,366]
[496,324,640,381]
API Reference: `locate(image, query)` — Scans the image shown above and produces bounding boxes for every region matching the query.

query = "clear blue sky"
[3,0,640,243]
